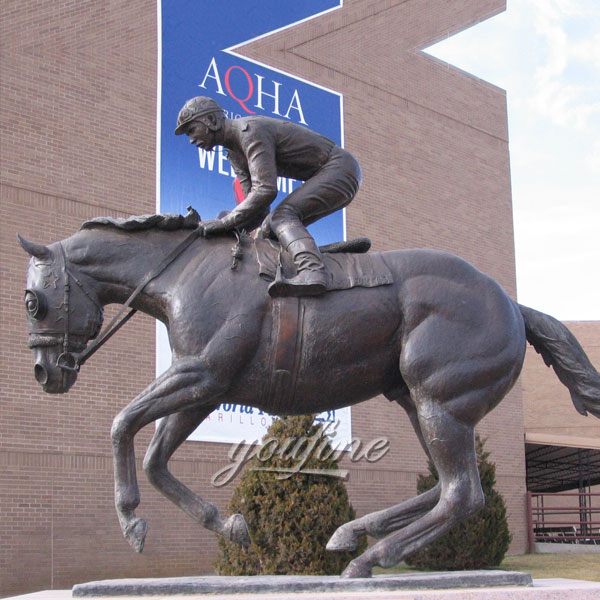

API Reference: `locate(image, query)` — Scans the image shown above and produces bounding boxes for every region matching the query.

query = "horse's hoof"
[223,513,251,548]
[341,559,372,578]
[326,525,357,552]
[124,518,147,553]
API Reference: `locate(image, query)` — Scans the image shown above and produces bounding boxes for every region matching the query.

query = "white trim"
[156,0,163,213]
[338,92,345,147]
[226,2,343,53]
[339,93,346,241]
[224,2,343,99]
[224,49,344,99]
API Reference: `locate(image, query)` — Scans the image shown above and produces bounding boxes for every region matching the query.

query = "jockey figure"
[175,96,362,297]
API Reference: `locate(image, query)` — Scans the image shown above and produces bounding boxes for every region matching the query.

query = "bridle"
[26,242,106,374]
[48,226,202,373]
[55,243,106,372]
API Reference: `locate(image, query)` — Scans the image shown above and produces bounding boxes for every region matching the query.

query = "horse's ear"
[17,234,53,261]
[184,206,201,225]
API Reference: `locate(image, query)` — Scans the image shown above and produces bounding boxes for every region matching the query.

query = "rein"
[58,226,201,372]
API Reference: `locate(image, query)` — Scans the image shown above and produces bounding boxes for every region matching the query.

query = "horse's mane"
[80,210,200,232]
[78,210,372,255]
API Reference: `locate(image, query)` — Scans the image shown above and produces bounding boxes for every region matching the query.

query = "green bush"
[405,435,511,570]
[215,415,367,575]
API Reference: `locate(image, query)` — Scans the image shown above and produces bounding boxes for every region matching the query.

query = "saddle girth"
[265,296,305,414]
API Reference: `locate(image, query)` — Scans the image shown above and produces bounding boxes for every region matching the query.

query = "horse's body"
[20,221,600,577]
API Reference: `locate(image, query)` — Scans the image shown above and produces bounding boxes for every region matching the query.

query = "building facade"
[1,1,534,595]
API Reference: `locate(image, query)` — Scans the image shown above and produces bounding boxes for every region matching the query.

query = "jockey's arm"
[215,138,278,232]
[231,157,252,198]
[219,186,276,231]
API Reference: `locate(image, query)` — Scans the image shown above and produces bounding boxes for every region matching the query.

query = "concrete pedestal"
[72,571,532,596]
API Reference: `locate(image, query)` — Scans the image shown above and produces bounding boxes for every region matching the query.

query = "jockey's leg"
[269,219,328,297]
[267,147,360,297]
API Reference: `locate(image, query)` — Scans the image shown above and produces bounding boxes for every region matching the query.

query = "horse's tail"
[518,304,600,418]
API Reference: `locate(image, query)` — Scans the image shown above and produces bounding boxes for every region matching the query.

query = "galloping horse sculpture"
[19,213,600,578]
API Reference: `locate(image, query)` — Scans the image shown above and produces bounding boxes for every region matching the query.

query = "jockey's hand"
[199,219,229,237]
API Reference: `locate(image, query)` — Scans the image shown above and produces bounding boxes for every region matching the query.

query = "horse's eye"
[24,290,47,320]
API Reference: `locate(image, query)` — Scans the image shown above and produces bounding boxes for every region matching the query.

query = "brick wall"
[1,0,530,595]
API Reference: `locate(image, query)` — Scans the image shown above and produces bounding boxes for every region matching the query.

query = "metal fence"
[527,491,600,552]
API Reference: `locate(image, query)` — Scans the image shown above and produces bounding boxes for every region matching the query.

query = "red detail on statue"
[233,178,245,205]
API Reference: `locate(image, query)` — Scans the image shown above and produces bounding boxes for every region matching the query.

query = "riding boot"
[268,236,328,297]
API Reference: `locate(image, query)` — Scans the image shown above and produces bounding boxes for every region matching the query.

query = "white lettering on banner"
[222,109,243,119]
[199,57,227,96]
[277,176,298,193]
[255,74,282,116]
[198,148,216,170]
[187,403,351,447]
[198,56,308,125]
[218,150,229,176]
[283,89,306,124]
[197,147,299,192]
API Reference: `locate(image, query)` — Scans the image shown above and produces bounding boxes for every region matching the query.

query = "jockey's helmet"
[175,97,224,135]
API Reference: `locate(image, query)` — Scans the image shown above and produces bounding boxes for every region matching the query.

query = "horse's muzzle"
[31,346,78,394]
[34,362,49,385]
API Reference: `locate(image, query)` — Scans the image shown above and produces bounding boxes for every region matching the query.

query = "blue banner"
[156,1,352,446]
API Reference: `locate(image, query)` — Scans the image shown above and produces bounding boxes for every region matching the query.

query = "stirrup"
[268,269,327,298]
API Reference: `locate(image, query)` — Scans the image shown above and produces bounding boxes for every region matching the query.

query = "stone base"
[72,570,532,596]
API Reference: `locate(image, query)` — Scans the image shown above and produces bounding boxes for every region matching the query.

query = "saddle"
[256,236,393,413]
[254,237,394,293]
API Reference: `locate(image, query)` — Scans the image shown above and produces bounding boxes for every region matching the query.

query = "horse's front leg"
[110,356,226,552]
[142,405,251,547]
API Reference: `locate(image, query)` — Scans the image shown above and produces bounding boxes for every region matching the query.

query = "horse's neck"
[64,228,206,313]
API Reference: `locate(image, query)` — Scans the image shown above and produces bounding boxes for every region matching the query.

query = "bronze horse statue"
[18,213,600,578]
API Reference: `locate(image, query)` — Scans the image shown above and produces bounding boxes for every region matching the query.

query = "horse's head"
[18,235,104,393]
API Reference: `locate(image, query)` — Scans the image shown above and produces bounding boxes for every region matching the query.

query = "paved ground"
[6,579,600,600]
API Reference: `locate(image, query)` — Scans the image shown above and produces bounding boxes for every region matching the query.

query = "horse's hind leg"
[327,485,440,552]
[327,393,440,552]
[342,397,484,578]
[143,406,250,547]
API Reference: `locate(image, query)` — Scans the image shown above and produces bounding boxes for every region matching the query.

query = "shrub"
[405,435,511,570]
[215,414,367,575]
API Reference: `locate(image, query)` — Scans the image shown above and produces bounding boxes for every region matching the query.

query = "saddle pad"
[254,239,393,291]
